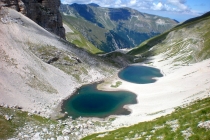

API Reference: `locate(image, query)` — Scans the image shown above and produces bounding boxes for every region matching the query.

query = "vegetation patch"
[111,81,122,88]
[28,43,93,82]
[127,12,210,65]
[0,107,56,139]
[82,97,210,140]
[63,20,103,54]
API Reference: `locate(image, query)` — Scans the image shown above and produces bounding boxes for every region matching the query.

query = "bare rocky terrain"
[0,7,117,119]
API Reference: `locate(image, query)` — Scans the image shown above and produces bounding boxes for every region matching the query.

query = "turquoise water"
[62,65,162,119]
[62,83,137,119]
[118,65,163,84]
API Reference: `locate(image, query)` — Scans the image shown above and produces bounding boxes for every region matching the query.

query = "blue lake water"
[62,83,137,119]
[118,65,163,84]
[62,65,162,119]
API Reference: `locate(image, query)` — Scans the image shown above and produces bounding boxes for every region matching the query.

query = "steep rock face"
[0,0,65,39]
[0,0,26,14]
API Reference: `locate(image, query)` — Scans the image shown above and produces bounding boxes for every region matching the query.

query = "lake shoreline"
[59,81,137,119]
[52,54,210,138]
[92,55,210,129]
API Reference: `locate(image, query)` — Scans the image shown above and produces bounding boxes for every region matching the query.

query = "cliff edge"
[0,0,65,39]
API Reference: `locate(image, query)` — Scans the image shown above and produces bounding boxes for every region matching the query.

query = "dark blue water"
[118,65,163,84]
[62,65,162,119]
[62,83,137,119]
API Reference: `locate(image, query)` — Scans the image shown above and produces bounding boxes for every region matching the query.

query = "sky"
[61,0,210,22]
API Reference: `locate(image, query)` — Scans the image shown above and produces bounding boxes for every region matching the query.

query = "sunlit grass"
[82,97,210,140]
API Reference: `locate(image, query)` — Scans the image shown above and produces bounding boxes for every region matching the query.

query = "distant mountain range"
[60,3,178,52]
[128,11,210,65]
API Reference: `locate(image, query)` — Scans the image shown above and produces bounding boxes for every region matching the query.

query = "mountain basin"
[62,83,137,119]
[118,65,163,84]
[62,65,163,119]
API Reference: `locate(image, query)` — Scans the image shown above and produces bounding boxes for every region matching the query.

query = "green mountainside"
[83,97,210,140]
[63,17,103,54]
[60,3,178,52]
[128,12,210,64]
[82,11,210,140]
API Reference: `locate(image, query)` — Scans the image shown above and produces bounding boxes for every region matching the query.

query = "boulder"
[198,120,210,130]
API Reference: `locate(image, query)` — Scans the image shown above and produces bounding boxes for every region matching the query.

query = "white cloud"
[167,0,189,11]
[130,0,137,5]
[115,0,121,5]
[152,2,163,10]
[61,0,196,15]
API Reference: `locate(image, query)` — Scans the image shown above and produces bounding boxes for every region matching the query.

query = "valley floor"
[98,54,210,130]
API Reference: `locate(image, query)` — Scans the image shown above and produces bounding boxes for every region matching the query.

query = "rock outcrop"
[0,0,65,39]
[0,0,26,14]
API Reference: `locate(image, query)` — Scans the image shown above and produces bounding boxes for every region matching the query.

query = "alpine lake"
[62,65,163,119]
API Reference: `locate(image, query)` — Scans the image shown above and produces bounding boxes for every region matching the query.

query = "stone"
[15,105,23,109]
[28,112,32,116]
[72,56,82,63]
[62,128,71,135]
[63,136,69,140]
[57,136,64,140]
[75,131,79,136]
[42,128,48,133]
[32,132,41,140]
[47,56,59,64]
[4,115,12,120]
[198,120,210,130]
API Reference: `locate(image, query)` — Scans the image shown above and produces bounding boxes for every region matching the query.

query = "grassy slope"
[62,14,133,52]
[62,15,108,49]
[82,97,210,140]
[0,107,56,139]
[62,16,103,54]
[127,12,210,64]
[60,4,178,52]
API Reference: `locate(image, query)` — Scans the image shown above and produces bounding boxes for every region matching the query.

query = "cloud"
[61,0,196,15]
[151,2,170,11]
[130,0,137,5]
[115,0,121,5]
[167,0,189,11]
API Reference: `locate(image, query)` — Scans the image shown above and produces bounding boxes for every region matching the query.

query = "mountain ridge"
[128,11,210,65]
[60,3,178,52]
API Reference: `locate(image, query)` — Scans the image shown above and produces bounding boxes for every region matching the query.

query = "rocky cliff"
[0,0,25,13]
[0,0,65,39]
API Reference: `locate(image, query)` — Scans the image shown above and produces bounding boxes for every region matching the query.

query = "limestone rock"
[198,120,210,130]
[4,115,13,120]
[0,0,26,14]
[62,128,71,135]
[0,0,65,39]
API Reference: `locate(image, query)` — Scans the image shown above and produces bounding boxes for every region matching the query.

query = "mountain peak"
[88,3,100,7]
[70,3,100,7]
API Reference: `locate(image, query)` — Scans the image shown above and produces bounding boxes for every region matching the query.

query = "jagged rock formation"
[0,0,26,14]
[0,0,65,39]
